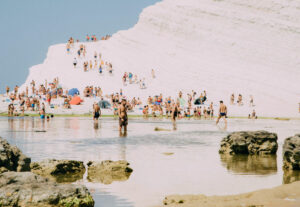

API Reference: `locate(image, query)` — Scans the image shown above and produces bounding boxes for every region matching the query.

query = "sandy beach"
[158,181,300,207]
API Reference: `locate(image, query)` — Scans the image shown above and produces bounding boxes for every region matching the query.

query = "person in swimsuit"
[6,86,10,96]
[118,99,128,132]
[40,107,45,119]
[93,102,101,122]
[171,102,179,130]
[73,58,77,68]
[216,101,227,126]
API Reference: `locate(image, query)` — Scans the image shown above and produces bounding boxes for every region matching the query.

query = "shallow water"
[1,117,300,207]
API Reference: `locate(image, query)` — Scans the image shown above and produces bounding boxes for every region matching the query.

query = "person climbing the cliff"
[216,101,227,127]
[6,86,10,96]
[151,69,155,79]
[118,99,128,132]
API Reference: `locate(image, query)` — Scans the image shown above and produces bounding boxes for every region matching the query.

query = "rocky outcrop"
[0,171,94,207]
[283,170,300,184]
[87,160,133,184]
[283,134,300,170]
[30,159,85,183]
[0,137,31,172]
[219,131,278,155]
[220,154,277,175]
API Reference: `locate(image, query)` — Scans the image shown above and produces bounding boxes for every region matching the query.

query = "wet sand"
[160,180,300,207]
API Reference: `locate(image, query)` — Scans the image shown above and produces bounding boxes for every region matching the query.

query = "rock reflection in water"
[283,170,300,184]
[220,154,277,175]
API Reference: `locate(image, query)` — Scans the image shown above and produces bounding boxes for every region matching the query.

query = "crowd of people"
[67,37,114,75]
[230,93,254,107]
[3,36,261,129]
[85,34,111,42]
[122,72,146,89]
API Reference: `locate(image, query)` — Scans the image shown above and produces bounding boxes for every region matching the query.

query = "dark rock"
[30,159,85,183]
[283,170,300,184]
[0,137,31,172]
[87,160,133,184]
[219,131,278,155]
[283,134,300,170]
[0,171,94,207]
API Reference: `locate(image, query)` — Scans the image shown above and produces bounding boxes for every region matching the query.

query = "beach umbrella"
[98,100,111,109]
[68,88,80,96]
[70,96,82,105]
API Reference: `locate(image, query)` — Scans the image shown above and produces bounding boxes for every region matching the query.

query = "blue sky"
[0,0,160,93]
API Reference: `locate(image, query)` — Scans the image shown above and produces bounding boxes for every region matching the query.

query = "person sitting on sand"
[118,99,128,132]
[216,101,227,126]
[63,98,71,109]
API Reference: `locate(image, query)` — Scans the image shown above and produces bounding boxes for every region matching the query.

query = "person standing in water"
[171,102,179,130]
[216,101,227,126]
[118,99,128,132]
[93,102,101,122]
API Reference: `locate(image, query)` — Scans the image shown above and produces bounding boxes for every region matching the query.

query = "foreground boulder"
[0,171,94,207]
[283,134,300,170]
[87,160,133,184]
[30,159,85,183]
[219,131,278,155]
[0,137,31,173]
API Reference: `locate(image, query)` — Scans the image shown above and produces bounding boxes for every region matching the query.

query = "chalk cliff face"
[21,0,300,116]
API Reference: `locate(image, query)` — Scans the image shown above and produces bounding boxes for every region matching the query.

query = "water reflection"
[283,170,300,184]
[220,154,277,175]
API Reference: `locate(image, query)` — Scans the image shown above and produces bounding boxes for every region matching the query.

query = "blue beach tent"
[68,88,80,96]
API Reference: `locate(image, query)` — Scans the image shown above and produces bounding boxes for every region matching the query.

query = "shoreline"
[0,113,298,120]
[158,181,300,207]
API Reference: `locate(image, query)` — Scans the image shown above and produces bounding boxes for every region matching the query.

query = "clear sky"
[0,0,160,93]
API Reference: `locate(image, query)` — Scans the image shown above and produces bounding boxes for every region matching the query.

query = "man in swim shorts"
[93,102,101,121]
[171,102,180,130]
[118,99,128,132]
[216,100,227,126]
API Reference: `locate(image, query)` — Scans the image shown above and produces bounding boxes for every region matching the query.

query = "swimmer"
[171,102,179,130]
[93,102,101,122]
[118,99,128,132]
[216,100,227,126]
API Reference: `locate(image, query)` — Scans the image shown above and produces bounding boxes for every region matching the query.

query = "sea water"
[1,117,299,207]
